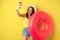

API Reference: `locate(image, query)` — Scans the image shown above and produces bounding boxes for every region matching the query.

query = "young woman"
[16,2,36,40]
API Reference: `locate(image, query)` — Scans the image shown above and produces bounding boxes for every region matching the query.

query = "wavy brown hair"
[26,6,35,18]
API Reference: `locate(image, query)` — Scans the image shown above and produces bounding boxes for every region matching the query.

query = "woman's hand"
[16,2,22,10]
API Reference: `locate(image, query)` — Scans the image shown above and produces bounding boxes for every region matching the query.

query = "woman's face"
[28,7,33,16]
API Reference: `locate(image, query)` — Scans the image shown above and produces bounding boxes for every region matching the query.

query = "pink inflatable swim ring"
[28,11,53,40]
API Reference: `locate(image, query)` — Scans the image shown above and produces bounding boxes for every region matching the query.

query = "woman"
[16,2,36,40]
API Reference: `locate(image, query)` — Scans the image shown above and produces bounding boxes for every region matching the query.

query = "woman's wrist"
[16,6,21,10]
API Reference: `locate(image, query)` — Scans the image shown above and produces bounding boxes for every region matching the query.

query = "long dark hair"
[26,6,35,19]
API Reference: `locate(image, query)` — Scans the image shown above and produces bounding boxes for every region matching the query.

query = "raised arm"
[16,2,26,17]
[16,9,26,17]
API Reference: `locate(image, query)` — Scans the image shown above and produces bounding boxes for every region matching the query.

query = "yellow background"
[0,0,60,40]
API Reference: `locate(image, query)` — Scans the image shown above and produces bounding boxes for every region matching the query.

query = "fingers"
[19,2,22,6]
[16,2,22,10]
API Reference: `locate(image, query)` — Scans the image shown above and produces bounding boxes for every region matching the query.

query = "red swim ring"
[28,11,53,40]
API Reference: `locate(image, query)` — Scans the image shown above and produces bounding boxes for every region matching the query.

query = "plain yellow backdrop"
[0,0,60,40]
